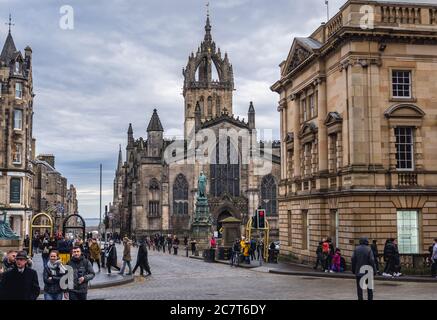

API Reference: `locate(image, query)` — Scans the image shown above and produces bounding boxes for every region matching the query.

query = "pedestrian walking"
[431,238,437,278]
[133,240,151,277]
[250,239,257,261]
[313,241,324,271]
[321,238,330,272]
[383,238,396,277]
[119,237,132,276]
[167,235,173,254]
[370,240,380,275]
[190,238,197,256]
[43,250,67,301]
[392,239,402,277]
[351,237,376,301]
[89,238,101,272]
[173,236,180,255]
[0,251,40,300]
[105,240,121,274]
[66,246,95,300]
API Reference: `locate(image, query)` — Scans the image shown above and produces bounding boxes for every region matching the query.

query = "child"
[330,248,344,273]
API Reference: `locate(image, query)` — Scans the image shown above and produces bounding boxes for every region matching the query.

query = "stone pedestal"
[190,196,212,251]
[221,217,242,247]
[0,239,21,253]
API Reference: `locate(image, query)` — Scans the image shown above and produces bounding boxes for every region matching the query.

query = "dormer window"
[15,83,22,99]
[14,61,21,75]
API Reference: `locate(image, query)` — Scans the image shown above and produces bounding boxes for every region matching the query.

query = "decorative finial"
[206,2,210,17]
[5,14,14,34]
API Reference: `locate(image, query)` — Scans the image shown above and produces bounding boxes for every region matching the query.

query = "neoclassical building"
[271,0,437,262]
[112,15,281,239]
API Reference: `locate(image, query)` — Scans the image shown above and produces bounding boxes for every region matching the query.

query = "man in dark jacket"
[67,246,95,300]
[351,237,376,301]
[0,251,40,300]
[105,240,120,274]
[133,240,151,277]
[383,238,396,277]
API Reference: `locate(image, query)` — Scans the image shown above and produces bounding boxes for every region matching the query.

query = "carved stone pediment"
[325,112,343,126]
[287,45,311,74]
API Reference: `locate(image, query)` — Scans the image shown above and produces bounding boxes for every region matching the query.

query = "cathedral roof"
[147,109,164,132]
[0,32,18,63]
[201,109,250,130]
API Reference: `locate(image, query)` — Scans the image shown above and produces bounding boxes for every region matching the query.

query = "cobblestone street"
[86,249,437,300]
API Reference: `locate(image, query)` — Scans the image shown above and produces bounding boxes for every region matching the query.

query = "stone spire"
[248,101,256,130]
[0,30,17,63]
[117,145,123,172]
[204,12,212,43]
[127,123,134,147]
[147,109,164,132]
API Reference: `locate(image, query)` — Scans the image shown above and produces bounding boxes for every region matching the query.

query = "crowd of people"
[0,232,153,301]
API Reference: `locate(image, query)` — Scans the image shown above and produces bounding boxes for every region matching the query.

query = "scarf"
[47,260,67,275]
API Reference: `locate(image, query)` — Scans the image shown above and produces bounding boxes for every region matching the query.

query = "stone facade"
[271,0,437,263]
[0,28,78,240]
[0,29,35,238]
[112,15,281,240]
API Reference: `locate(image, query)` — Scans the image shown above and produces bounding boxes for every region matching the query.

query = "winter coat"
[123,241,132,262]
[0,267,40,300]
[351,244,376,276]
[331,253,341,271]
[370,243,379,259]
[89,243,101,260]
[67,256,95,294]
[43,263,65,294]
[105,245,118,266]
[136,245,148,263]
[243,243,250,257]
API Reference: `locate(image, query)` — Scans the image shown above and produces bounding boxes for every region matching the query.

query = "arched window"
[207,96,213,118]
[148,179,160,217]
[173,174,189,215]
[210,138,240,197]
[216,97,221,116]
[261,175,277,216]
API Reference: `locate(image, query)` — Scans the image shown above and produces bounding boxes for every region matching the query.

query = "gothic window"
[173,174,189,215]
[200,96,205,118]
[207,96,213,118]
[148,179,160,217]
[216,97,221,116]
[261,175,277,216]
[210,138,240,197]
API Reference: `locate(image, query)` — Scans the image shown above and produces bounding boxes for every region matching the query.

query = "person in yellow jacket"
[243,241,251,264]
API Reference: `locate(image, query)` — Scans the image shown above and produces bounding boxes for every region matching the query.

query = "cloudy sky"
[2,0,435,218]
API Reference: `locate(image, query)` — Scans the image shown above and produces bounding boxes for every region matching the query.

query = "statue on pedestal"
[0,211,19,240]
[198,172,207,198]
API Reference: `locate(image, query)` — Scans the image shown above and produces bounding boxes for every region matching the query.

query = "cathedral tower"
[183,13,234,137]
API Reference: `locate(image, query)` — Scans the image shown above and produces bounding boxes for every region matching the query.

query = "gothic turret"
[248,101,255,130]
[127,123,134,147]
[147,109,164,157]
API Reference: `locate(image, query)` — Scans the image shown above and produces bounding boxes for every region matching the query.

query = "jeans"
[356,275,373,301]
[68,291,87,300]
[120,261,132,275]
[90,259,101,271]
[44,293,63,301]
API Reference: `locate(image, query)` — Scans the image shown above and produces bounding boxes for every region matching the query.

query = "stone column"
[292,95,301,191]
[317,78,328,190]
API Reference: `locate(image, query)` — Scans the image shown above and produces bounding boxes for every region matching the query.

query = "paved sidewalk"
[32,244,134,292]
[265,260,437,283]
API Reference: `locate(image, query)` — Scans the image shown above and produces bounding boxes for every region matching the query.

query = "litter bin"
[204,248,216,263]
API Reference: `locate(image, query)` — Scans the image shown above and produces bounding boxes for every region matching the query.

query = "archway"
[62,214,86,241]
[29,213,54,256]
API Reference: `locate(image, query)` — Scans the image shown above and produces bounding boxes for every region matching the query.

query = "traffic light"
[257,209,266,229]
